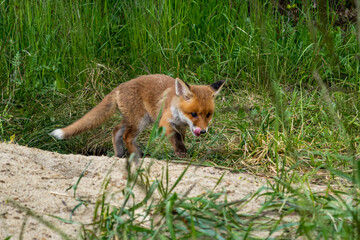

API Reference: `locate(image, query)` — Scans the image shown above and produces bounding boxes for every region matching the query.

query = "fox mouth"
[192,127,202,137]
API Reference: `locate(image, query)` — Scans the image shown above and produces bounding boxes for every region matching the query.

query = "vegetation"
[1,0,359,239]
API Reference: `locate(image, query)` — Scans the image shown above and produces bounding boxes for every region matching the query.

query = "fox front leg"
[160,118,187,157]
[169,130,187,157]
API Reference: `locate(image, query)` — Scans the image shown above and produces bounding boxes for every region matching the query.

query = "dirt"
[0,143,319,239]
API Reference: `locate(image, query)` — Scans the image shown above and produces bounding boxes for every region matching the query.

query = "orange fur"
[51,74,225,160]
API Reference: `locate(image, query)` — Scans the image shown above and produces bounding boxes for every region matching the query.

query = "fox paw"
[175,151,187,158]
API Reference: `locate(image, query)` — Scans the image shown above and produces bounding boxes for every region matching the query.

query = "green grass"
[1,0,360,239]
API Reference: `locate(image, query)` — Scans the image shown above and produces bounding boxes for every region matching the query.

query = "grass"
[1,0,360,239]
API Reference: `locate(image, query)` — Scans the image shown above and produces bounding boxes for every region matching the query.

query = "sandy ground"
[0,143,296,239]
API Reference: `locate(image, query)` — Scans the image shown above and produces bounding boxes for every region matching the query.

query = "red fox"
[51,74,225,159]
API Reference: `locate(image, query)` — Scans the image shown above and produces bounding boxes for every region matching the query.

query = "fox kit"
[51,74,225,159]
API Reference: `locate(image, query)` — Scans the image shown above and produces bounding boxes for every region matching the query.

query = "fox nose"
[200,129,207,134]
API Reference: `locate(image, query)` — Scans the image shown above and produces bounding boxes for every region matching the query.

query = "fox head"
[173,78,225,137]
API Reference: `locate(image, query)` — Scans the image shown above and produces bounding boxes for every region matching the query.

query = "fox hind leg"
[112,122,143,159]
[112,121,126,157]
[123,125,143,160]
[114,113,151,161]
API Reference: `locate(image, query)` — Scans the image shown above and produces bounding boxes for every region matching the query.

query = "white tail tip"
[50,129,65,140]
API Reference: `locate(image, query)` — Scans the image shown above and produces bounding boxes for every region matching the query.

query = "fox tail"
[51,93,117,139]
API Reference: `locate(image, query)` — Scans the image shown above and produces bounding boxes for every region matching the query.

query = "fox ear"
[175,78,192,100]
[210,80,225,96]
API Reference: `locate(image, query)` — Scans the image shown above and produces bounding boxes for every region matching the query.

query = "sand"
[0,142,306,239]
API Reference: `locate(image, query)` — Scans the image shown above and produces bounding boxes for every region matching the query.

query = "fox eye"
[206,113,212,118]
[191,112,198,118]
